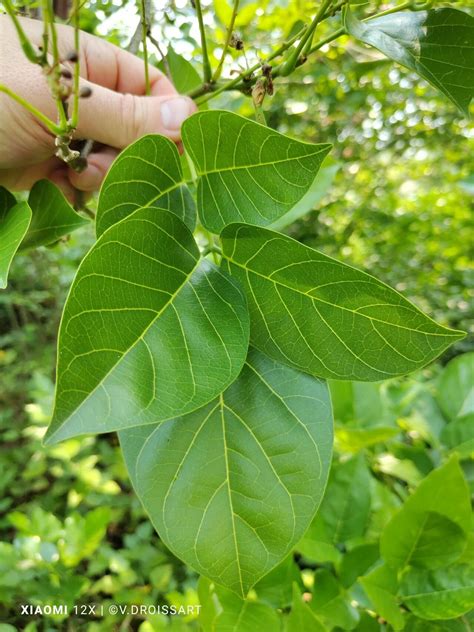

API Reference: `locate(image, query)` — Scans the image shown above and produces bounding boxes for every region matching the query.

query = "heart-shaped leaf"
[120,348,333,597]
[19,180,89,251]
[221,224,464,381]
[0,188,31,289]
[45,208,249,445]
[96,135,196,237]
[182,110,332,233]
[344,8,474,115]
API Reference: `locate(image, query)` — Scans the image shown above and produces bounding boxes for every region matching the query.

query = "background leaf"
[0,192,31,290]
[399,565,474,620]
[344,8,474,115]
[221,224,463,381]
[182,110,331,233]
[436,352,474,422]
[96,135,196,237]
[120,348,333,596]
[46,208,249,444]
[380,457,471,570]
[19,180,88,251]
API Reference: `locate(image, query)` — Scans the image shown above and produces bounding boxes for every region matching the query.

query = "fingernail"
[161,97,195,132]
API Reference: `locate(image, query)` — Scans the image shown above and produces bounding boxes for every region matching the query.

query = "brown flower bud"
[230,32,244,51]
[60,68,73,80]
[252,78,267,107]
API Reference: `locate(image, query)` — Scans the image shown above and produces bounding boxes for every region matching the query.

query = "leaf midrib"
[224,255,459,338]
[48,252,202,442]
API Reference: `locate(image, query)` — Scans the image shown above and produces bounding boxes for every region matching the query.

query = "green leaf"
[317,454,371,544]
[158,48,202,95]
[336,427,399,453]
[399,564,474,620]
[309,569,360,630]
[45,208,249,445]
[339,543,380,588]
[360,563,404,631]
[269,159,340,232]
[96,135,196,237]
[254,555,301,608]
[19,180,88,251]
[0,190,32,289]
[286,583,326,632]
[436,352,474,422]
[221,224,463,381]
[344,8,474,115]
[441,414,474,458]
[182,111,332,233]
[213,586,281,631]
[120,348,333,597]
[380,457,471,570]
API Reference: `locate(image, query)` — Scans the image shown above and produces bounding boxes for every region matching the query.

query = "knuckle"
[119,93,147,143]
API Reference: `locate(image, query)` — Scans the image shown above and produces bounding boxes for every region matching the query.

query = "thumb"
[76,81,196,148]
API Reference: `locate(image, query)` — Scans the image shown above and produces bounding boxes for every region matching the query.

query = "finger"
[49,167,81,203]
[76,83,196,148]
[80,33,178,98]
[67,146,119,192]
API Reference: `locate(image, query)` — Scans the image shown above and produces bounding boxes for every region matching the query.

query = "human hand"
[0,15,196,198]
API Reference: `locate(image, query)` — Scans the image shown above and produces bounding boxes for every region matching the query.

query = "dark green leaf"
[182,111,332,233]
[221,224,463,381]
[19,180,89,251]
[96,135,196,237]
[436,352,474,422]
[360,563,404,630]
[380,457,471,570]
[0,192,31,289]
[399,564,474,620]
[120,349,333,596]
[339,543,380,588]
[344,8,474,115]
[45,209,249,445]
[286,583,326,632]
[309,568,360,630]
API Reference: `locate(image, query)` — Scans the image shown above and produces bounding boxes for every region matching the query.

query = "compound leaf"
[0,189,31,289]
[45,208,249,445]
[19,180,89,251]
[399,565,474,620]
[344,8,474,115]
[221,224,463,381]
[96,135,196,237]
[120,348,333,597]
[182,110,331,233]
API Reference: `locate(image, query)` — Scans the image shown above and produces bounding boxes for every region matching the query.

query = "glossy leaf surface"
[221,224,463,381]
[182,110,331,233]
[96,135,196,237]
[0,189,31,289]
[344,8,474,115]
[45,208,249,445]
[19,180,89,251]
[120,349,332,596]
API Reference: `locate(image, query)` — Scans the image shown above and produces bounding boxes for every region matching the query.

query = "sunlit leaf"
[96,135,196,237]
[221,224,464,381]
[182,111,331,233]
[344,8,474,115]
[45,208,249,445]
[120,348,332,596]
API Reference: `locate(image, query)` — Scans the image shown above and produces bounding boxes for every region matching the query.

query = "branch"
[139,0,151,95]
[212,0,240,82]
[2,0,42,63]
[194,0,212,83]
[0,84,62,134]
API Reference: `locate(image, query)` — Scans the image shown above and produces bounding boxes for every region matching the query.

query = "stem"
[0,84,62,134]
[42,0,69,130]
[212,0,240,82]
[69,0,81,128]
[139,0,151,95]
[147,32,172,81]
[279,0,333,76]
[194,23,308,104]
[194,0,212,83]
[2,0,41,63]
